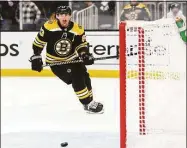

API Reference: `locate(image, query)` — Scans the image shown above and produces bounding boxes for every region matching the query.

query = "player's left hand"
[81,53,94,65]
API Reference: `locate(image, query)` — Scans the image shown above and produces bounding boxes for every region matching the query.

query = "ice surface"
[2,132,119,148]
[1,78,120,148]
[1,77,186,148]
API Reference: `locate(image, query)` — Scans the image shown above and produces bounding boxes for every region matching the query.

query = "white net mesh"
[120,18,186,148]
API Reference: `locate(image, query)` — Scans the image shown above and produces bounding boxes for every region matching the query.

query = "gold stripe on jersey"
[46,59,74,63]
[45,57,61,63]
[144,7,151,17]
[46,52,78,62]
[46,52,77,60]
[33,36,46,49]
[34,39,45,47]
[45,55,77,63]
[45,53,77,63]
[75,42,88,51]
[33,41,44,48]
[36,36,47,44]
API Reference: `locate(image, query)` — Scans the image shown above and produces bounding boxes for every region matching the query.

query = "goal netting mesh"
[119,18,186,148]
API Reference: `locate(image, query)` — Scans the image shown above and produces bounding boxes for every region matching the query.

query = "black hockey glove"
[30,55,43,72]
[81,53,94,65]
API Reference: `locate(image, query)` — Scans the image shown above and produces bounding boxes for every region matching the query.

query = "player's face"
[130,0,139,5]
[56,13,71,27]
[172,8,179,16]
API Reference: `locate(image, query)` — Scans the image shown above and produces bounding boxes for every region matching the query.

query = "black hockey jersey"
[32,19,88,63]
[120,3,151,21]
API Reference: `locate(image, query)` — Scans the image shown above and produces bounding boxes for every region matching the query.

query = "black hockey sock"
[88,89,93,98]
[75,87,93,105]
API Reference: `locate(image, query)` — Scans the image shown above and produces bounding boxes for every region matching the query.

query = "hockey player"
[120,0,151,21]
[166,3,186,43]
[30,6,104,113]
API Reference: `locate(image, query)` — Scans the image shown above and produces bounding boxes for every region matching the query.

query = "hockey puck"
[61,142,68,147]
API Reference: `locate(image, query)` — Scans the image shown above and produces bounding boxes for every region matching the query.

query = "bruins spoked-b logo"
[54,39,72,57]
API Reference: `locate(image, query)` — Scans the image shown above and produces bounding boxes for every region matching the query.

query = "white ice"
[1,77,120,148]
[1,77,186,148]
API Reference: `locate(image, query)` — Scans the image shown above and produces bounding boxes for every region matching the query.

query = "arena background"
[1,0,187,77]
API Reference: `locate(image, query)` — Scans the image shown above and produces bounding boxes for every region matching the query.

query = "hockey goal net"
[119,19,186,148]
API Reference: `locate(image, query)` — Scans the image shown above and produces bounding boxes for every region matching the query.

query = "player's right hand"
[30,55,43,72]
[81,52,94,65]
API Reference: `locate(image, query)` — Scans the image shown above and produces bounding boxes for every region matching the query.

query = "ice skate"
[84,100,104,114]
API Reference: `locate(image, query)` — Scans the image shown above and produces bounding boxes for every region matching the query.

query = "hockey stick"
[43,55,118,67]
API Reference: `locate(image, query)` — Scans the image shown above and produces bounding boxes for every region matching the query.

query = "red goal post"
[120,21,146,148]
[119,20,186,148]
[119,21,126,148]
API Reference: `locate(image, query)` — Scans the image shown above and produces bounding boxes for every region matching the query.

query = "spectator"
[84,1,93,7]
[166,3,186,21]
[95,1,116,29]
[0,0,18,31]
[41,1,69,17]
[71,1,96,29]
[15,0,41,30]
[33,2,49,30]
[0,4,3,25]
[72,1,94,11]
[33,1,69,30]
[166,3,186,43]
[120,0,151,21]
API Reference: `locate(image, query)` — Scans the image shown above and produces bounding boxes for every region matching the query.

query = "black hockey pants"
[50,63,93,105]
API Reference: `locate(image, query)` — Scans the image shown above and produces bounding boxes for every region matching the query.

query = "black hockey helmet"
[56,6,72,15]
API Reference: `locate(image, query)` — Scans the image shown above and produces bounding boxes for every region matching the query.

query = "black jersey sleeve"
[75,30,89,54]
[32,25,48,55]
[142,6,151,21]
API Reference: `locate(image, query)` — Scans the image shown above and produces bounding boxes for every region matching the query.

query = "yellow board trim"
[0,69,119,78]
[0,69,180,80]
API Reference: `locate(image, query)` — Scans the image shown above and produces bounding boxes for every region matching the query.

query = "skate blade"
[86,109,104,114]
